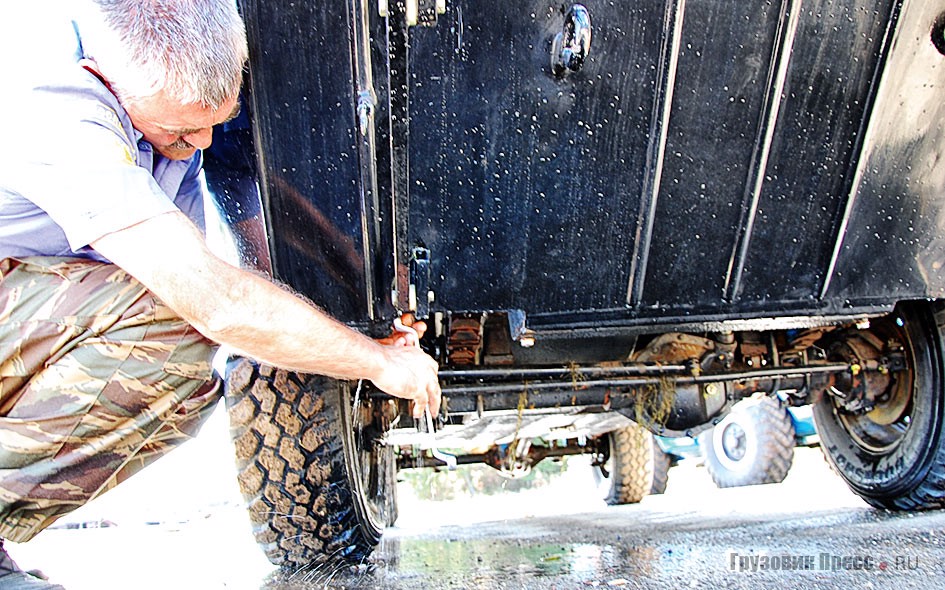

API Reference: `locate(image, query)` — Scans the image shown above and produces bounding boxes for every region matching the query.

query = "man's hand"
[372,314,440,418]
[376,315,427,347]
[372,344,441,419]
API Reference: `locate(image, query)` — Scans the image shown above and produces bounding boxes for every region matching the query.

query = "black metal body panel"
[736,0,895,304]
[237,0,945,333]
[825,1,945,303]
[240,0,370,322]
[406,1,662,314]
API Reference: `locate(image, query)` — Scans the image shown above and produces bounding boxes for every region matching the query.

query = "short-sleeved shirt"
[0,6,205,263]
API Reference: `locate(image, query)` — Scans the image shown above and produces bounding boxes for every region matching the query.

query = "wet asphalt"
[266,500,945,590]
[265,449,945,590]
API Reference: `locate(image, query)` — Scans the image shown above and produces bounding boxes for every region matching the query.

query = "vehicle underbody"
[381,311,907,474]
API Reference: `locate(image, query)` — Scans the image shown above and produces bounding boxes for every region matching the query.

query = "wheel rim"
[829,317,915,455]
[837,390,912,453]
[711,414,754,472]
[340,381,391,544]
[593,434,616,499]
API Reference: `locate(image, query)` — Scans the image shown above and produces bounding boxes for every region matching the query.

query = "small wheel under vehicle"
[594,422,660,504]
[699,395,795,489]
[650,442,671,495]
[224,359,397,570]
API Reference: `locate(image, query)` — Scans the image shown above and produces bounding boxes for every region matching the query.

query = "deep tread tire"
[700,395,795,489]
[650,441,671,495]
[599,423,657,504]
[224,359,395,570]
[814,302,945,510]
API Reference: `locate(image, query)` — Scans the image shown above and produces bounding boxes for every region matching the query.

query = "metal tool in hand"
[393,318,457,470]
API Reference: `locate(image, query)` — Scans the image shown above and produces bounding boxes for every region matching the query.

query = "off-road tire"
[650,441,671,495]
[700,395,795,488]
[224,359,396,570]
[600,423,656,504]
[814,302,945,510]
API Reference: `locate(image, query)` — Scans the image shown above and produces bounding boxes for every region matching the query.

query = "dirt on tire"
[224,359,376,572]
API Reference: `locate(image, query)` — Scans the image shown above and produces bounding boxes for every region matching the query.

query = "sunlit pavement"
[4,405,274,589]
[8,404,945,589]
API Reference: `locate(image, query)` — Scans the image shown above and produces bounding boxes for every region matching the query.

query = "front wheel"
[224,360,397,569]
[594,423,658,504]
[814,302,945,510]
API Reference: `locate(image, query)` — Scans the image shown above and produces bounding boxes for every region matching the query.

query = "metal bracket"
[507,309,536,347]
[380,0,445,27]
[409,247,433,319]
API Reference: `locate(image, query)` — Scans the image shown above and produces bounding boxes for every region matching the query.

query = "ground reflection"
[264,536,663,589]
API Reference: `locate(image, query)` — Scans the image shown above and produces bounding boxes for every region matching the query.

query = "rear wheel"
[224,359,397,570]
[814,303,945,509]
[700,395,795,488]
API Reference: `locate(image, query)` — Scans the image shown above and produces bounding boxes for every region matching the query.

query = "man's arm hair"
[90,211,440,415]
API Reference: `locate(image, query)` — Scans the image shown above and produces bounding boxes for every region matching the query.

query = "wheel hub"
[720,423,747,462]
[830,320,913,454]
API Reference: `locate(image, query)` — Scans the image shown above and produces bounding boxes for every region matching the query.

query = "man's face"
[123,91,241,160]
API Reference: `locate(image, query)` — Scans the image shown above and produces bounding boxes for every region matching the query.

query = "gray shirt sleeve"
[3,80,179,254]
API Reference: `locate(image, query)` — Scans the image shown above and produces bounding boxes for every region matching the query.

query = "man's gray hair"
[80,0,248,108]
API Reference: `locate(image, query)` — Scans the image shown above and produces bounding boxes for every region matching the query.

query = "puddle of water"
[268,537,668,589]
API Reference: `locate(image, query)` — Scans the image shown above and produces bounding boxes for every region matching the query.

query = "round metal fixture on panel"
[931,12,945,56]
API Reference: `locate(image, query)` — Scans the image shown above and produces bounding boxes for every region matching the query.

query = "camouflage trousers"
[0,257,220,542]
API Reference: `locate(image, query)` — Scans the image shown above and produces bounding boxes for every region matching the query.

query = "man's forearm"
[196,264,390,380]
[94,213,384,378]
